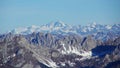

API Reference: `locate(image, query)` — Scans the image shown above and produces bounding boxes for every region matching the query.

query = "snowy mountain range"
[12,21,120,34]
[11,21,120,41]
[11,21,119,34]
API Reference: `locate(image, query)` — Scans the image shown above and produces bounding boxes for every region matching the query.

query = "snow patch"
[106,25,112,29]
[47,60,58,68]
[60,43,92,57]
[60,62,66,66]
[67,61,75,67]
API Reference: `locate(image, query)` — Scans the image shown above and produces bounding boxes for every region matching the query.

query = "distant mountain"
[11,21,120,41]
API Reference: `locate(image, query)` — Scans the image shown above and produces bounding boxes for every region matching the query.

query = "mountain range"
[0,21,120,68]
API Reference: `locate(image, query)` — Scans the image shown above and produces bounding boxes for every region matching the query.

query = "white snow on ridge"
[105,25,112,29]
[47,59,58,68]
[12,27,28,34]
[10,21,120,42]
[60,43,92,58]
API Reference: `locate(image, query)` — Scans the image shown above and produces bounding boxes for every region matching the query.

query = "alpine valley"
[0,21,120,68]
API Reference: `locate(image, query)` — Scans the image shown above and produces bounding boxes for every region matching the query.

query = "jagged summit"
[87,22,97,27]
[46,20,66,27]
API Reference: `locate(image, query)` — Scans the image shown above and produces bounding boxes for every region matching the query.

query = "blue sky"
[0,0,120,33]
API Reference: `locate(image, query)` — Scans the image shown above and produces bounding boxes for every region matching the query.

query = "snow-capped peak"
[54,20,66,27]
[28,25,40,29]
[11,27,27,34]
[46,20,66,28]
[105,25,112,29]
[87,22,97,28]
[91,22,97,28]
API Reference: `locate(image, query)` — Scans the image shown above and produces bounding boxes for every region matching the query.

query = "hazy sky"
[0,0,120,33]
